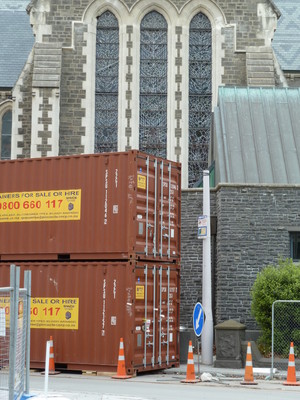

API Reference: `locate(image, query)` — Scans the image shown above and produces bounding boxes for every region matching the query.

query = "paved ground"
[25,368,300,400]
[24,357,300,400]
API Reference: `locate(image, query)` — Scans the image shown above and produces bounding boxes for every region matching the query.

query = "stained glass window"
[95,11,119,153]
[1,110,12,160]
[189,13,212,187]
[139,11,168,159]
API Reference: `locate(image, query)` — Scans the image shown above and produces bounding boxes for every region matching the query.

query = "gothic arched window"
[139,11,168,159]
[95,11,119,153]
[1,110,12,160]
[189,13,212,187]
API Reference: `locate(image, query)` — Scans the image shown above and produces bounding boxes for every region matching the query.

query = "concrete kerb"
[162,355,300,384]
[161,363,300,391]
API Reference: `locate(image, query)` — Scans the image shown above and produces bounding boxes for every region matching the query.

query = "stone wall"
[59,25,87,155]
[41,0,272,49]
[180,189,217,328]
[12,50,34,159]
[180,185,300,332]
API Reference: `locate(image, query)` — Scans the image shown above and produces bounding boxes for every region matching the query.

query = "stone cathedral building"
[1,0,300,339]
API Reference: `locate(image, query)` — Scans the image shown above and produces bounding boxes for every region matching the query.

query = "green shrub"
[251,258,300,355]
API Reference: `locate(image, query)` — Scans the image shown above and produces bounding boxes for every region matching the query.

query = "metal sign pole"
[201,170,213,365]
[197,339,200,378]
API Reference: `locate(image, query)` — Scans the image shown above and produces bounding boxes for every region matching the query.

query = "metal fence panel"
[0,266,30,400]
[0,288,11,400]
[14,290,28,399]
[271,300,300,378]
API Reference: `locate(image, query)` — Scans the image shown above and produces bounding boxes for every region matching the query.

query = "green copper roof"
[213,87,300,185]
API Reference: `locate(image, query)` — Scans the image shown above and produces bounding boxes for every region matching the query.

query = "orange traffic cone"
[283,342,300,386]
[181,341,200,383]
[240,342,257,385]
[112,338,132,379]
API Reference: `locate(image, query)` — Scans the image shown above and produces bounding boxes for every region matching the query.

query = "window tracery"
[139,11,168,159]
[95,10,119,153]
[188,12,212,187]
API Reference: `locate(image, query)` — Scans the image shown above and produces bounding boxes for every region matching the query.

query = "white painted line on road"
[102,395,151,400]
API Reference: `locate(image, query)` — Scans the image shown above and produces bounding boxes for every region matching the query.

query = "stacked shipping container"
[0,151,181,374]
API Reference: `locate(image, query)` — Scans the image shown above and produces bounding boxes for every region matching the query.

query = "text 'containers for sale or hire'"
[0,151,181,374]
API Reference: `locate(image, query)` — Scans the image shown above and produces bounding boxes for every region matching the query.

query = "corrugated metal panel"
[0,261,180,374]
[219,88,245,183]
[0,151,181,262]
[213,107,228,183]
[247,89,274,182]
[213,87,300,185]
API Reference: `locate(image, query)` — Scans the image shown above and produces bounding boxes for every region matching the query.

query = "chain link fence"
[271,300,300,378]
[0,265,31,400]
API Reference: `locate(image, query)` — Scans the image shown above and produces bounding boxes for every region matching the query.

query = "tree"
[251,258,300,355]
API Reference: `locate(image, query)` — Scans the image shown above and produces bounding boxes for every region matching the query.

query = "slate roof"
[0,0,34,88]
[213,87,300,185]
[272,0,300,71]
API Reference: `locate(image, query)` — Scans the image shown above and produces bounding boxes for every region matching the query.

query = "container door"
[156,265,179,367]
[134,264,179,371]
[135,154,181,262]
[136,156,158,259]
[157,161,181,260]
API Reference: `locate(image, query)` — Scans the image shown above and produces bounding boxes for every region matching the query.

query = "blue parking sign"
[193,302,205,337]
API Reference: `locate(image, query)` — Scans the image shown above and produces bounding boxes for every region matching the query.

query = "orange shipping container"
[0,261,180,374]
[0,151,181,262]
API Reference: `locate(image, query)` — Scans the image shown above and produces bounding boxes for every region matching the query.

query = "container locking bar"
[152,267,156,367]
[167,267,170,364]
[145,157,149,256]
[160,162,164,258]
[143,265,148,367]
[158,266,162,365]
[168,163,171,259]
[153,159,157,257]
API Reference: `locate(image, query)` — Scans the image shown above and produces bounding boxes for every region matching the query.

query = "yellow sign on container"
[136,285,145,300]
[0,297,24,329]
[0,189,81,223]
[0,297,79,330]
[137,175,146,190]
[30,298,79,329]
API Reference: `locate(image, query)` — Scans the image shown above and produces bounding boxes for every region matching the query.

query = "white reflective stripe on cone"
[188,345,193,352]
[120,342,124,349]
[247,347,251,354]
[290,347,294,355]
[246,361,253,367]
[119,355,125,361]
[49,353,54,358]
[288,361,295,367]
[187,359,194,365]
[49,341,53,346]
